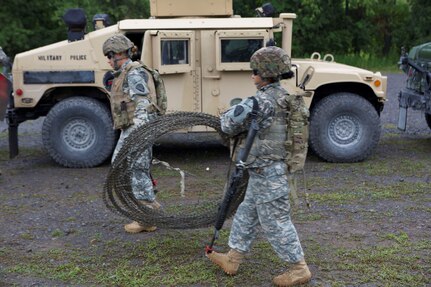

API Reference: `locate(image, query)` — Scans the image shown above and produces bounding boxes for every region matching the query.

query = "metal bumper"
[398,88,431,130]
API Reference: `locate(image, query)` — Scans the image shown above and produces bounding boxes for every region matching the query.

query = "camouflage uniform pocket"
[250,162,289,204]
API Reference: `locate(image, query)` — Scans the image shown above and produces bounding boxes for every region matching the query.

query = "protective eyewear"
[252,69,259,76]
[107,52,115,60]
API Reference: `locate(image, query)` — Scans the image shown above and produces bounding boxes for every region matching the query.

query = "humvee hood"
[292,58,376,75]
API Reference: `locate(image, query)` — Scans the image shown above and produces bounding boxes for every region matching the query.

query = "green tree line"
[0,0,429,61]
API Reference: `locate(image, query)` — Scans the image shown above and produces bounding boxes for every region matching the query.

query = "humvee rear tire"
[425,113,431,130]
[309,92,380,162]
[42,97,116,168]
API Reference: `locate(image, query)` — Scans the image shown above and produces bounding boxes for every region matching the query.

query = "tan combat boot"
[124,221,157,233]
[124,200,161,233]
[273,259,311,287]
[206,249,244,275]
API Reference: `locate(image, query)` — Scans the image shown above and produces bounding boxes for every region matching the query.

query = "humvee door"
[148,29,270,115]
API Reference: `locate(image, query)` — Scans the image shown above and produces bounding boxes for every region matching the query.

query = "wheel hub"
[63,119,96,151]
[328,115,361,147]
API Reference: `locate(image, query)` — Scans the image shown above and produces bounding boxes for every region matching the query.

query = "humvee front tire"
[42,97,116,168]
[309,92,380,162]
[425,113,431,130]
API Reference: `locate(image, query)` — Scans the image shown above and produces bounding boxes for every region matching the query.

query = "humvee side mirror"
[299,66,314,90]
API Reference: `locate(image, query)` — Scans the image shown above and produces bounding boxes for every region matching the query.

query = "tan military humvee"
[0,0,387,167]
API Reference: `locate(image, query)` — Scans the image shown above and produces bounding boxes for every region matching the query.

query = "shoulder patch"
[135,83,147,93]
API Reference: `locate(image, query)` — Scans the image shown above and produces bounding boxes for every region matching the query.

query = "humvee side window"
[152,30,194,74]
[215,30,269,71]
[221,39,263,63]
[161,40,189,65]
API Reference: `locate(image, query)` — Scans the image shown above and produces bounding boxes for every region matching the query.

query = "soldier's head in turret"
[103,34,134,70]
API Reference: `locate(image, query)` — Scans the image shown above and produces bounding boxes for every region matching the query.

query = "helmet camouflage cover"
[250,46,291,78]
[103,34,134,56]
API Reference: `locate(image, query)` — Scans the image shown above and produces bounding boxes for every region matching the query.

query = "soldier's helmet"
[250,46,291,78]
[103,34,134,56]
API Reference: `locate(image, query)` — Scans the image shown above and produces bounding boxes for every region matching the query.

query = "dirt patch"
[0,74,430,286]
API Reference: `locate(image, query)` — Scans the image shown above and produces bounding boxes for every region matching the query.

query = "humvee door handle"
[203,75,221,79]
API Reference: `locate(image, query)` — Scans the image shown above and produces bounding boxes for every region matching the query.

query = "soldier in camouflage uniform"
[206,46,312,287]
[103,34,161,233]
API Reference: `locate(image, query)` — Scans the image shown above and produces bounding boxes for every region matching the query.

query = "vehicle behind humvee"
[0,0,387,168]
[397,42,431,131]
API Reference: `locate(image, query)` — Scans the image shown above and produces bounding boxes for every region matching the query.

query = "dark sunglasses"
[252,69,259,76]
[107,52,115,60]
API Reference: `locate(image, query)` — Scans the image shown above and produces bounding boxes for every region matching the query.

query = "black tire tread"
[309,92,381,163]
[42,97,116,168]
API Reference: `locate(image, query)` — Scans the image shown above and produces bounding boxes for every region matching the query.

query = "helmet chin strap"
[113,54,128,70]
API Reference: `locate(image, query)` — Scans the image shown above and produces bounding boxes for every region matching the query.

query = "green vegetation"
[0,0,429,65]
[302,135,431,207]
[268,0,430,58]
[308,181,428,205]
[19,232,34,240]
[2,228,429,286]
[332,235,430,286]
[335,52,401,73]
[4,230,232,286]
[51,229,65,238]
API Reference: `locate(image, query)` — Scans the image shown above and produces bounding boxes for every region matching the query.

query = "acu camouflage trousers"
[228,161,304,263]
[111,116,156,202]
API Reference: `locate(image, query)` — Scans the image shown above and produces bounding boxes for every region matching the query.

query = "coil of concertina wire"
[103,112,248,229]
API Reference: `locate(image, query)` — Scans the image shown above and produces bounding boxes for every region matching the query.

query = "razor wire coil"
[103,112,247,229]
